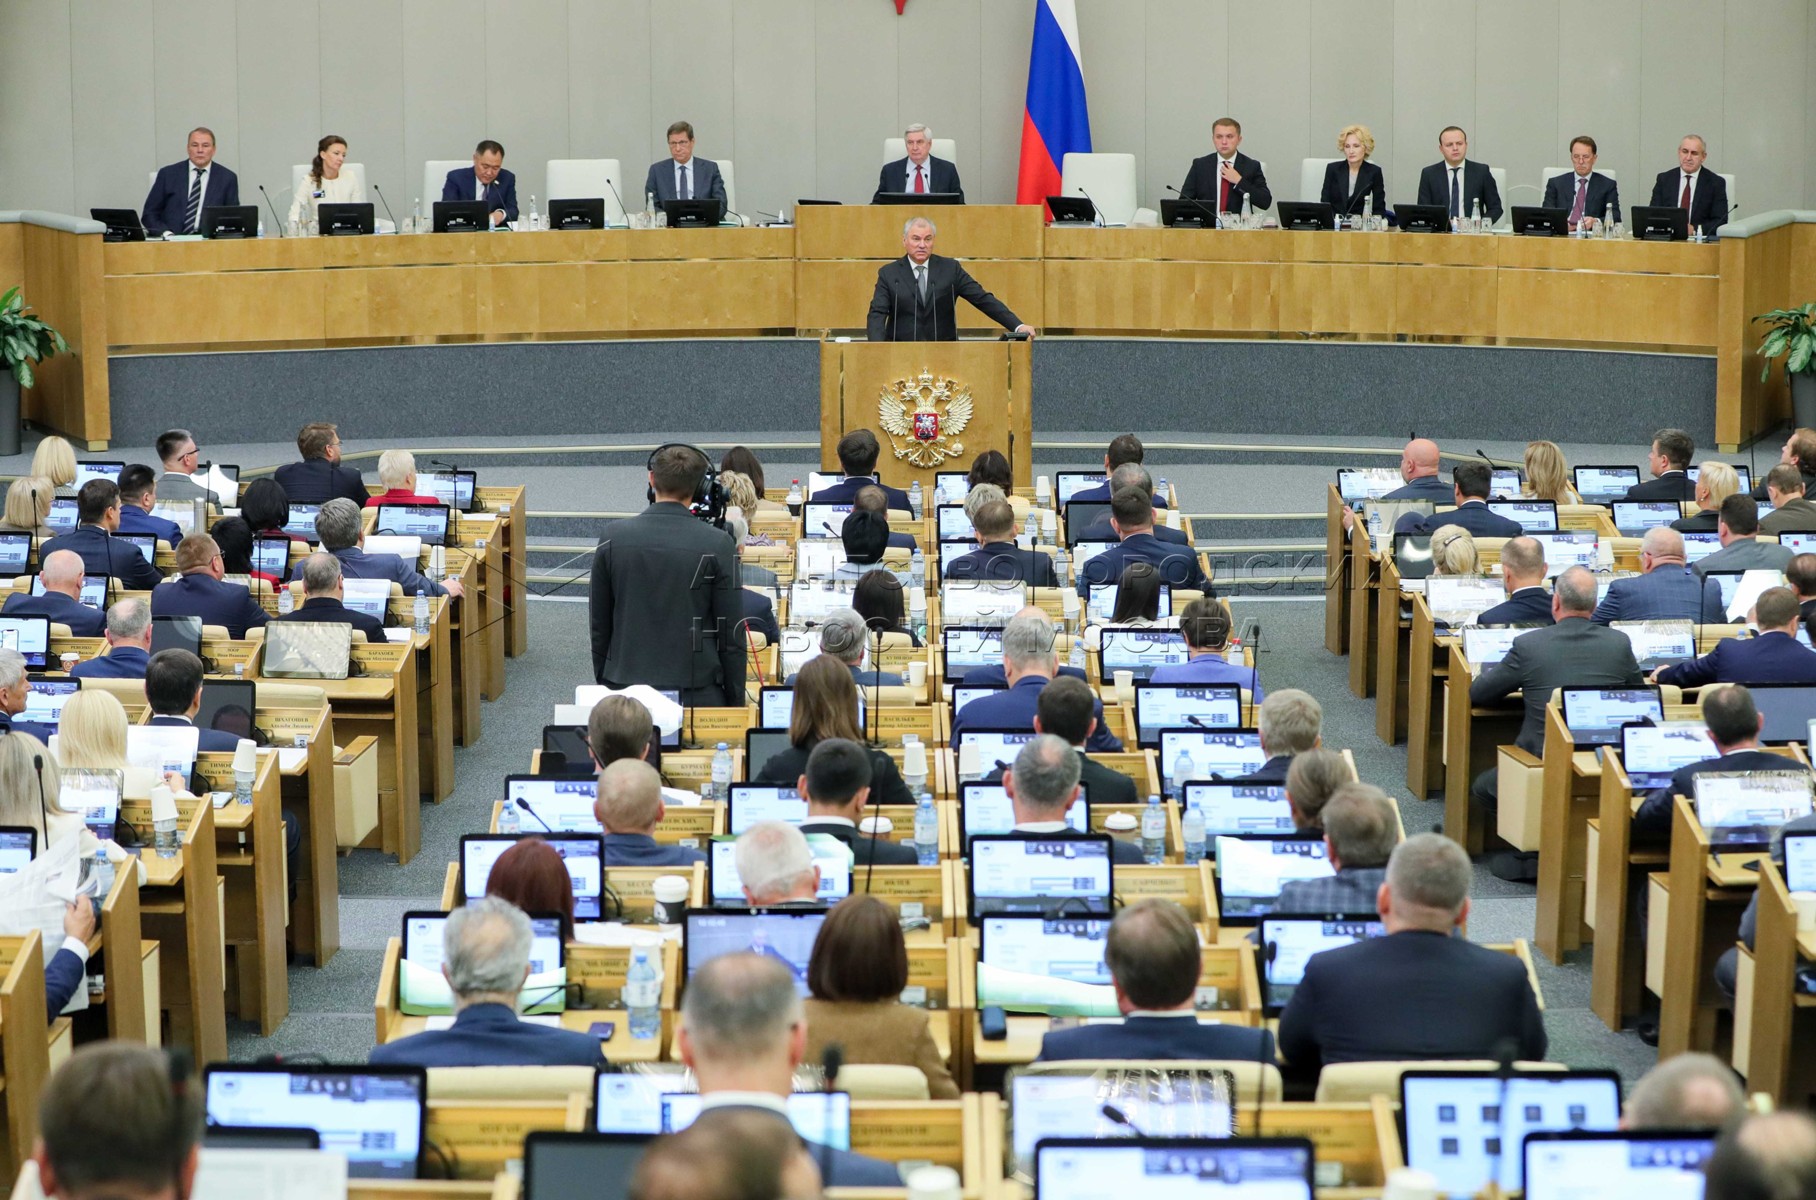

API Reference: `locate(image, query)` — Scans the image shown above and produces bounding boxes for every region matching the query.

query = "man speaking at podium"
[866,217,1036,342]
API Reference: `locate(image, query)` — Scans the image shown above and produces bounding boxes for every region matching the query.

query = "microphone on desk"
[514,799,553,833]
[257,185,285,236]
[372,184,400,230]
[604,178,631,227]
[1075,186,1105,227]
[1164,185,1219,226]
[1100,1103,1149,1137]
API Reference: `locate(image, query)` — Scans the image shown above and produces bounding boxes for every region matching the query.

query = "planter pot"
[0,373,17,458]
[1796,371,1816,433]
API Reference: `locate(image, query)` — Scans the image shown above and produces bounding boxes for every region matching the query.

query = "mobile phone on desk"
[979,1006,1007,1041]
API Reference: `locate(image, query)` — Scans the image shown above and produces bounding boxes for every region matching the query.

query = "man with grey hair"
[1622,1052,1743,1130]
[1277,833,1546,1075]
[866,215,1034,342]
[1004,732,1142,864]
[371,897,603,1067]
[0,548,104,636]
[302,496,462,599]
[1649,134,1729,239]
[952,608,1122,751]
[274,550,386,642]
[1073,463,1190,545]
[734,820,822,906]
[1235,688,1322,784]
[0,648,53,740]
[1591,525,1701,623]
[1470,563,1642,880]
[874,122,963,202]
[70,598,154,679]
[1273,783,1399,913]
[788,606,901,688]
[677,953,901,1188]
[1703,1112,1816,1200]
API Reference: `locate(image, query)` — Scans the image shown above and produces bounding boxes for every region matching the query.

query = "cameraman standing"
[590,445,746,706]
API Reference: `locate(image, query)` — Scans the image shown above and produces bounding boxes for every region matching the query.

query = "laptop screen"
[977,915,1113,1011]
[1402,1070,1621,1197]
[460,833,604,921]
[1487,500,1559,532]
[1749,684,1816,743]
[968,835,1113,917]
[1784,831,1816,891]
[943,626,1005,681]
[708,833,851,907]
[1611,621,1695,670]
[0,615,51,669]
[1561,687,1663,747]
[1612,501,1681,534]
[1522,1131,1715,1200]
[523,1133,650,1200]
[1619,723,1716,791]
[505,775,601,833]
[1098,627,1190,682]
[1159,729,1267,797]
[202,1065,426,1180]
[0,532,30,577]
[1183,783,1294,837]
[1213,836,1333,923]
[959,782,1087,848]
[726,785,808,834]
[1257,915,1385,1014]
[1134,684,1244,747]
[682,908,826,999]
[1572,465,1641,498]
[374,504,449,547]
[0,828,35,874]
[1692,771,1815,848]
[1032,1138,1298,1200]
[422,471,477,512]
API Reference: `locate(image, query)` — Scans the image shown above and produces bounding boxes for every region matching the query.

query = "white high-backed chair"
[1719,172,1738,216]
[546,159,627,224]
[1300,158,1339,204]
[1058,152,1145,226]
[883,137,958,164]
[1488,166,1510,229]
[718,159,738,217]
[423,159,470,213]
[287,162,390,231]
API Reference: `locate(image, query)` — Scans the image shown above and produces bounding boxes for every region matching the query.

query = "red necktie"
[1680,173,1692,209]
[1219,168,1232,213]
[913,166,925,194]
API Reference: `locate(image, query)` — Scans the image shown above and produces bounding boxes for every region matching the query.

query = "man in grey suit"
[1759,464,1816,535]
[1469,566,1643,879]
[1692,495,1795,579]
[644,121,727,220]
[1416,126,1502,226]
[154,428,216,509]
[589,445,745,707]
[1591,527,1702,623]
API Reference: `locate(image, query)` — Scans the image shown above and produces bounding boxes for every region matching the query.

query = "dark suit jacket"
[151,574,269,639]
[600,832,706,867]
[273,458,370,507]
[1649,168,1730,237]
[1180,151,1272,212]
[41,525,162,591]
[807,476,912,511]
[69,646,150,680]
[1039,1014,1275,1063]
[943,542,1058,587]
[873,155,964,202]
[1079,751,1139,807]
[1076,532,1211,596]
[1383,476,1455,503]
[1416,160,1503,222]
[1672,510,1720,533]
[279,595,388,644]
[755,743,913,808]
[951,675,1124,754]
[798,819,920,866]
[1067,483,1167,509]
[295,545,446,598]
[1634,747,1805,835]
[1760,497,1816,534]
[45,944,84,1018]
[1624,471,1698,503]
[1,590,103,637]
[1590,565,1703,624]
[1277,930,1545,1071]
[117,504,184,547]
[866,254,1021,342]
[1657,631,1816,689]
[1475,587,1554,628]
[1754,470,1816,504]
[1320,160,1385,217]
[149,713,240,753]
[141,160,241,235]
[644,156,728,217]
[590,503,744,705]
[1469,616,1643,754]
[1542,170,1621,224]
[737,588,781,646]
[1077,515,1187,545]
[1228,754,1293,787]
[1399,500,1524,540]
[441,166,519,223]
[369,1002,604,1068]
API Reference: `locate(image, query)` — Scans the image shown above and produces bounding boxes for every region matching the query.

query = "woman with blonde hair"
[0,476,54,536]
[1673,460,1740,534]
[1430,524,1479,576]
[1320,124,1386,218]
[1522,441,1581,503]
[719,469,759,517]
[30,436,77,492]
[56,689,132,771]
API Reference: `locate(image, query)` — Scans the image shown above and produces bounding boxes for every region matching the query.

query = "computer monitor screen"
[954,728,1040,778]
[1560,687,1663,746]
[117,533,156,563]
[0,828,36,874]
[1098,627,1190,682]
[282,503,321,538]
[23,676,78,727]
[0,615,51,669]
[660,1093,850,1150]
[251,536,291,584]
[941,582,1026,625]
[1612,501,1682,534]
[1487,500,1559,532]
[800,502,854,539]
[1159,729,1267,797]
[726,785,808,834]
[1031,1133,1285,1197]
[933,472,970,507]
[1531,531,1599,576]
[1213,836,1332,923]
[959,782,1087,848]
[743,728,792,782]
[1572,466,1641,499]
[1056,472,1106,506]
[195,679,259,746]
[1257,916,1386,1014]
[1780,531,1816,555]
[31,573,106,610]
[1680,531,1722,563]
[1394,534,1435,580]
[1460,625,1540,669]
[1749,684,1816,743]
[1134,684,1244,747]
[1490,470,1524,499]
[150,614,203,658]
[707,833,851,907]
[952,685,1004,714]
[682,908,826,998]
[1064,502,1110,546]
[374,504,449,547]
[968,835,1113,917]
[1619,723,1716,791]
[757,686,862,731]
[1783,832,1816,891]
[0,533,31,577]
[522,1133,651,1200]
[422,471,477,512]
[1692,771,1815,848]
[398,911,565,1016]
[202,1065,426,1180]
[46,497,78,533]
[1400,1069,1622,1197]
[73,460,124,489]
[505,775,601,833]
[936,504,975,544]
[1086,583,1172,625]
[1183,783,1294,837]
[977,915,1113,1013]
[943,626,1004,681]
[460,833,604,921]
[1522,1131,1715,1200]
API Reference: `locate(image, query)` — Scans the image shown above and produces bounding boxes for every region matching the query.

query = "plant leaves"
[1761,329,1790,359]
[1790,338,1814,376]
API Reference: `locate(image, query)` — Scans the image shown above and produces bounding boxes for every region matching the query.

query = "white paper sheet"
[192,1148,348,1200]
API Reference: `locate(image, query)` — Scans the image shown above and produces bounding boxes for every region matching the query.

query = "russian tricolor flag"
[1016,0,1091,206]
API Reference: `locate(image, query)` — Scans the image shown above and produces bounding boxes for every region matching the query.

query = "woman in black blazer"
[753,654,914,806]
[1320,124,1386,218]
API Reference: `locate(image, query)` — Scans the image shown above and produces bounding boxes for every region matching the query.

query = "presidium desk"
[3,205,1812,449]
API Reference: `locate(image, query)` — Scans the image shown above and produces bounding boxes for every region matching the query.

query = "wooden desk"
[0,934,50,1181]
[1660,798,1764,1057]
[1441,648,1523,856]
[1737,861,1814,1103]
[385,593,455,803]
[1348,521,1380,699]
[257,690,340,965]
[127,799,227,1064]
[1374,557,1412,744]
[1588,754,1665,1032]
[1325,486,1352,657]
[1536,707,1603,963]
[474,486,527,663]
[1404,600,1452,799]
[192,751,290,1034]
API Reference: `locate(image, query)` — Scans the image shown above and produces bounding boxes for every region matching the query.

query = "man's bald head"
[596,757,664,834]
[1500,537,1547,586]
[40,549,85,592]
[1403,439,1441,479]
[1641,526,1686,567]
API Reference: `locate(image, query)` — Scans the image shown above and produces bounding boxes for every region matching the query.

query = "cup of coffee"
[651,875,690,925]
[1793,891,1816,933]
[907,660,927,689]
[59,652,79,673]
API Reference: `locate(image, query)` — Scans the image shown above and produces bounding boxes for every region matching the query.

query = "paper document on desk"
[572,922,683,947]
[0,836,88,1013]
[192,1149,348,1200]
[384,627,414,643]
[271,748,308,772]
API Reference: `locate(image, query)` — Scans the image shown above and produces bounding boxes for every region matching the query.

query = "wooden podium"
[818,339,1033,495]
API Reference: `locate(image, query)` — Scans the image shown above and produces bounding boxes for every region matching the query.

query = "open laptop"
[1523,1130,1716,1200]
[1097,627,1190,683]
[523,1132,652,1200]
[954,728,1041,779]
[1745,683,1816,744]
[726,784,808,834]
[0,827,36,874]
[1618,723,1716,790]
[459,833,605,921]
[1257,914,1385,1015]
[505,774,601,833]
[1572,465,1642,502]
[1609,620,1696,670]
[1158,728,1267,797]
[398,910,565,1016]
[959,781,1087,851]
[682,908,826,999]
[707,833,851,907]
[1399,1068,1621,1198]
[1612,501,1682,534]
[1692,771,1816,849]
[1133,683,1243,748]
[967,834,1113,919]
[976,914,1113,1014]
[1211,835,1333,924]
[1560,686,1663,747]
[943,626,1005,682]
[1032,1138,1308,1200]
[1783,830,1816,890]
[1487,499,1559,532]
[201,1064,427,1179]
[1183,783,1294,837]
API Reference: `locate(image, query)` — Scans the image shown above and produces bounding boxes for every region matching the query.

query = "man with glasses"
[150,534,269,639]
[153,429,215,508]
[274,421,369,506]
[1541,135,1619,233]
[644,121,727,221]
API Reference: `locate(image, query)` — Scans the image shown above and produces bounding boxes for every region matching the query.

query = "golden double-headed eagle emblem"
[878,370,973,468]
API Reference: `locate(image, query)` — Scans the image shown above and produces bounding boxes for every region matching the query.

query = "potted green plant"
[0,286,69,457]
[1756,302,1816,428]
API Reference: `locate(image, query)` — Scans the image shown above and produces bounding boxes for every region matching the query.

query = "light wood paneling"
[1042,260,1280,333]
[108,270,327,345]
[1394,264,1498,338]
[794,204,1044,262]
[1498,269,1719,347]
[21,225,110,445]
[0,226,22,291]
[1279,263,1400,335]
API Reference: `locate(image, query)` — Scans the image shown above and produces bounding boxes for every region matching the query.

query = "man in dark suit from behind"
[809,430,912,511]
[1658,587,1816,689]
[1004,732,1143,866]
[1396,461,1524,539]
[114,465,184,547]
[1623,427,1699,502]
[145,648,241,752]
[1415,125,1503,225]
[1065,434,1170,509]
[852,485,919,553]
[69,599,154,681]
[1178,116,1272,219]
[865,216,1034,342]
[595,758,708,868]
[1469,566,1643,879]
[1589,527,1703,624]
[590,445,743,706]
[1026,675,1137,807]
[140,126,240,236]
[1074,464,1187,543]
[1340,438,1452,537]
[1633,683,1810,837]
[1038,897,1275,1063]
[1541,136,1620,232]
[303,498,462,600]
[273,422,369,507]
[873,123,963,203]
[151,533,270,639]
[441,139,517,227]
[278,551,388,644]
[1276,833,1546,1078]
[2,549,104,637]
[1272,784,1397,915]
[952,609,1122,753]
[1649,134,1730,239]
[371,898,605,1067]
[41,479,165,592]
[1473,536,1554,628]
[1075,487,1211,597]
[943,498,1058,587]
[1692,494,1795,584]
[796,737,918,866]
[676,954,901,1188]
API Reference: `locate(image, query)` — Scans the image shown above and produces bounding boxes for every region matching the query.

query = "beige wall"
[3,0,1813,222]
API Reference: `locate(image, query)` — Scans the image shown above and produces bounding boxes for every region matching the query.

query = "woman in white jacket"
[288,135,364,228]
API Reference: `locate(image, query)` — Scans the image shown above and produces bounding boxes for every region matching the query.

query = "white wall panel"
[151,0,240,180]
[1475,0,1558,205]
[1639,0,1725,210]
[1136,0,1221,206]
[1555,0,1643,188]
[319,0,407,214]
[400,0,486,205]
[1722,0,1806,218]
[1391,0,1476,200]
[732,0,816,217]
[1228,0,1311,208]
[1309,7,1396,201]
[483,0,571,207]
[236,0,321,215]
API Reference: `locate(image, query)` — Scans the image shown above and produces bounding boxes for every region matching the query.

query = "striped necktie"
[184,168,204,232]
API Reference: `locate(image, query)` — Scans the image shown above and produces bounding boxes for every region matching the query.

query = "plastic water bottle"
[626,950,662,1040]
[1068,637,1086,672]
[910,552,925,591]
[153,809,179,859]
[497,800,520,835]
[1157,478,1170,507]
[1055,546,1070,586]
[413,589,430,635]
[1366,504,1383,543]
[1173,749,1196,790]
[276,587,294,616]
[1362,193,1374,227]
[914,794,940,867]
[1471,197,1484,233]
[1242,191,1253,228]
[411,197,421,234]
[233,762,255,808]
[526,194,539,230]
[645,191,657,224]
[709,742,733,803]
[1023,513,1039,544]
[1141,795,1167,865]
[1181,802,1206,864]
[1602,203,1615,239]
[786,478,803,516]
[908,481,923,519]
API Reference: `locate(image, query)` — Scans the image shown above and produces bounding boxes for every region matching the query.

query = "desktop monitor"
[1486,499,1559,532]
[743,728,793,782]
[706,833,851,907]
[1746,683,1816,744]
[0,615,52,670]
[1618,722,1716,791]
[1609,620,1695,670]
[1631,206,1690,241]
[1257,914,1386,1015]
[1511,206,1569,237]
[682,908,826,998]
[1097,626,1189,683]
[1612,501,1681,534]
[1522,1130,1715,1200]
[398,910,565,1016]
[943,626,1005,682]
[1031,1138,1306,1200]
[46,496,78,533]
[423,470,479,512]
[1783,831,1816,891]
[1559,686,1663,747]
[1692,771,1815,850]
[1572,465,1641,501]
[0,827,36,874]
[976,913,1113,1014]
[196,679,259,746]
[546,198,607,231]
[433,200,489,232]
[150,614,203,658]
[504,774,602,833]
[374,503,449,547]
[1399,1068,1622,1198]
[459,833,605,921]
[0,532,29,578]
[1158,728,1267,797]
[522,1132,651,1200]
[1396,204,1449,234]
[282,503,322,538]
[1459,624,1543,669]
[22,675,79,728]
[1211,835,1333,923]
[967,834,1113,919]
[1133,683,1244,748]
[1394,533,1435,580]
[725,784,808,834]
[201,1064,427,1179]
[73,460,124,489]
[1182,783,1295,838]
[954,728,1041,778]
[1277,201,1334,230]
[200,205,258,238]
[317,202,374,235]
[90,209,147,242]
[660,198,724,226]
[958,781,1088,849]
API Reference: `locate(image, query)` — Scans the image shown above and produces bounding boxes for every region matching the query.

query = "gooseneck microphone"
[514,799,553,833]
[604,178,631,227]
[1100,1103,1148,1137]
[1164,184,1219,226]
[372,184,399,229]
[1075,185,1105,227]
[257,184,285,236]
[33,753,50,842]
